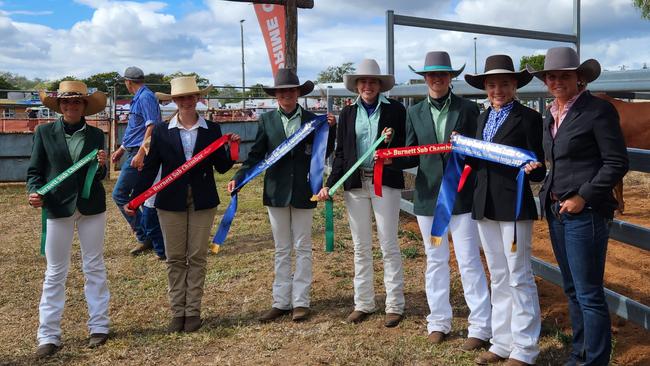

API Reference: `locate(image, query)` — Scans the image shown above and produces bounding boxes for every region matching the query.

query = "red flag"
[254,4,286,76]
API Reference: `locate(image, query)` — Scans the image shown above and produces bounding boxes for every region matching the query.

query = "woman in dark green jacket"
[27,81,110,358]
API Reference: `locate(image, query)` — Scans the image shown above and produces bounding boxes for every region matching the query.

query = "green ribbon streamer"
[36,148,99,255]
[325,134,386,252]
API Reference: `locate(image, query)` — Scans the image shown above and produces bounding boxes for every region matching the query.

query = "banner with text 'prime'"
[254,4,286,76]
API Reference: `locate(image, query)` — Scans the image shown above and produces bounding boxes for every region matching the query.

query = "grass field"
[0,170,632,365]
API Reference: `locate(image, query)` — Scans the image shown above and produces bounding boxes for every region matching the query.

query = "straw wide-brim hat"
[526,46,601,83]
[156,76,213,101]
[465,54,533,90]
[408,51,465,78]
[39,80,107,116]
[344,59,395,93]
[262,68,314,97]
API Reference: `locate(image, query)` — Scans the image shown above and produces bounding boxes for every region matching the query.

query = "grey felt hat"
[409,51,465,77]
[526,47,601,83]
[262,68,314,97]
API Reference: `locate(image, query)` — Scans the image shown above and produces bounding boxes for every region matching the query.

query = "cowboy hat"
[409,51,465,77]
[464,54,533,90]
[262,68,314,97]
[39,80,107,116]
[526,47,601,83]
[156,76,213,101]
[344,59,395,93]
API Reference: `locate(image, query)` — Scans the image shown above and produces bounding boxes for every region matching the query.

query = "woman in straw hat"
[403,51,492,350]
[228,68,335,323]
[464,55,545,366]
[317,59,407,328]
[126,76,239,333]
[528,47,628,366]
[27,80,110,357]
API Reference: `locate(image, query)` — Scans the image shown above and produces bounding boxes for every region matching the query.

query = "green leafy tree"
[142,73,168,94]
[520,55,545,71]
[84,72,121,93]
[633,0,650,19]
[0,72,40,89]
[0,76,17,98]
[316,62,355,83]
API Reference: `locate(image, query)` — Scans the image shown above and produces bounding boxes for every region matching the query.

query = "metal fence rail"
[399,148,650,330]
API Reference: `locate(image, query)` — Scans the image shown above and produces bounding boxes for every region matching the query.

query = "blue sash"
[213,114,328,245]
[430,135,537,250]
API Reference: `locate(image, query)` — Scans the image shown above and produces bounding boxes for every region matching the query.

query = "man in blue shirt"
[111,66,164,256]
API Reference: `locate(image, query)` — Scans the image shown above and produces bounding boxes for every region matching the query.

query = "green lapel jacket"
[26,118,107,218]
[233,107,335,209]
[399,93,479,216]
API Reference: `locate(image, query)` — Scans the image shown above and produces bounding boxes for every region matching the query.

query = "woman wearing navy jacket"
[127,77,239,334]
[464,55,545,366]
[528,47,629,366]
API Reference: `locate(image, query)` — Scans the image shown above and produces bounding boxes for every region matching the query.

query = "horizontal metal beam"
[393,14,577,44]
[222,0,313,8]
[628,148,650,173]
[610,219,650,251]
[531,257,650,330]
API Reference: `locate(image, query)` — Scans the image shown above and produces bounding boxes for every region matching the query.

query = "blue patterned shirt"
[121,85,162,148]
[482,101,514,142]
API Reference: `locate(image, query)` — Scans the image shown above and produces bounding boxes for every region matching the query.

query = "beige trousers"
[157,192,216,317]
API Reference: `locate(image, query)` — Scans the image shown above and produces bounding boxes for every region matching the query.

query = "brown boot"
[130,240,152,256]
[292,307,310,322]
[427,331,447,344]
[184,316,202,332]
[504,359,532,366]
[167,316,185,333]
[346,310,370,324]
[475,351,507,365]
[461,337,489,351]
[384,313,403,328]
[259,307,290,323]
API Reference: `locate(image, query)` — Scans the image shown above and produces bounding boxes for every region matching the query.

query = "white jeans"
[37,210,110,346]
[477,219,540,365]
[267,206,314,309]
[417,213,492,339]
[344,177,405,314]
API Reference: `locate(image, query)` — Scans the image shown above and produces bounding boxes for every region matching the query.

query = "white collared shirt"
[168,114,208,161]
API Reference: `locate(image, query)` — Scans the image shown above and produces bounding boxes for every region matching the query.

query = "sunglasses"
[60,99,84,105]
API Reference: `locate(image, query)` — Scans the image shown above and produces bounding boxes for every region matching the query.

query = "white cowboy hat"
[39,80,107,116]
[156,76,213,101]
[343,59,395,93]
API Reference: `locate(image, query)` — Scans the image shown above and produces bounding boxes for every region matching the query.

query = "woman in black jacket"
[464,55,545,366]
[317,59,406,328]
[127,77,238,334]
[528,47,628,366]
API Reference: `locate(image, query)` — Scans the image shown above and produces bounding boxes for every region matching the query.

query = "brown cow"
[595,94,650,213]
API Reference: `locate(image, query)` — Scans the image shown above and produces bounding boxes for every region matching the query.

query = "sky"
[0,0,649,87]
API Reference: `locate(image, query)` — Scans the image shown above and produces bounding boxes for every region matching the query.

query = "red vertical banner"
[254,4,286,76]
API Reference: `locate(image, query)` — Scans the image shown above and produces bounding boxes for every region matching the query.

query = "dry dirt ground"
[0,171,647,365]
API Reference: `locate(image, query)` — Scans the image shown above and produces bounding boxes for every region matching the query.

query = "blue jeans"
[546,202,611,366]
[112,148,146,243]
[142,206,165,257]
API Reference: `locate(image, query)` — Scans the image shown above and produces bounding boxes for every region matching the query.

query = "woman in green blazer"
[228,69,335,323]
[27,81,110,358]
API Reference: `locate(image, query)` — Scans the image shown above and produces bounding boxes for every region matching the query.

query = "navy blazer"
[472,101,546,221]
[132,119,234,211]
[326,98,406,191]
[539,91,629,219]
